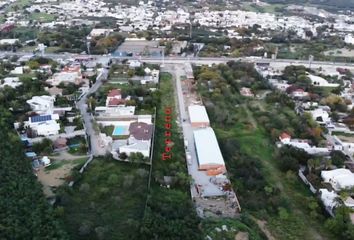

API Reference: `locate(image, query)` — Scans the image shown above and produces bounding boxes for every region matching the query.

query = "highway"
[2,51,354,68]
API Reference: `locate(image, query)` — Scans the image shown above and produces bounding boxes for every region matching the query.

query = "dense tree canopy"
[0,107,68,239]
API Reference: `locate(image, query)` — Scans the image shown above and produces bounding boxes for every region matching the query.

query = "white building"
[118,122,153,157]
[25,114,60,136]
[95,106,135,116]
[268,79,291,92]
[0,77,22,88]
[319,188,338,215]
[129,60,142,68]
[278,132,329,155]
[89,28,113,37]
[308,74,339,87]
[310,108,330,124]
[41,156,51,167]
[188,105,210,128]
[321,168,354,191]
[193,127,226,176]
[150,69,159,83]
[0,38,19,45]
[10,66,24,75]
[26,95,55,114]
[332,135,354,155]
[344,34,354,45]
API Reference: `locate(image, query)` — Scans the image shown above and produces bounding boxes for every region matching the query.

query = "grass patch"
[45,157,87,171]
[100,125,114,137]
[29,12,55,22]
[45,47,61,53]
[4,0,32,13]
[332,131,354,137]
[201,217,265,240]
[141,72,203,239]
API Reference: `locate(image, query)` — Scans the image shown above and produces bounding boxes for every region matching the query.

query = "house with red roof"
[106,89,126,107]
[279,132,291,143]
[290,88,309,98]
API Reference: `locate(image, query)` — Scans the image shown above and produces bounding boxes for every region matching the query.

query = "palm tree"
[323,158,332,170]
[87,96,96,112]
[308,158,321,173]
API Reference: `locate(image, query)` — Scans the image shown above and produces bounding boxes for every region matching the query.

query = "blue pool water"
[112,126,126,136]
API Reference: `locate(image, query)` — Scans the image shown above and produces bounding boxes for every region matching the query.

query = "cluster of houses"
[1,56,99,137]
[0,54,105,172]
[257,62,354,221]
[2,0,354,45]
[96,88,154,160]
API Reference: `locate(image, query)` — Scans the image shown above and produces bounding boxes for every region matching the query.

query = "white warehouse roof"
[188,105,210,123]
[193,127,225,167]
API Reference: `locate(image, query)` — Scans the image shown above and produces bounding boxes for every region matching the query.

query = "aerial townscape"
[3,0,354,239]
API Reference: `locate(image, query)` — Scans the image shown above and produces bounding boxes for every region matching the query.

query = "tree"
[0,108,68,239]
[279,155,299,172]
[87,96,97,112]
[325,206,354,240]
[119,152,128,160]
[307,158,321,174]
[33,138,53,155]
[331,151,346,167]
[27,60,40,69]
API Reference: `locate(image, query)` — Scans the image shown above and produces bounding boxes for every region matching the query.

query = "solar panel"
[31,115,52,123]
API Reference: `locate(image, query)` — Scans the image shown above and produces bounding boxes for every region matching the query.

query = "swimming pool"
[112,126,128,136]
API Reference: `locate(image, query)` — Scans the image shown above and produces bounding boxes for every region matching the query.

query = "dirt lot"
[37,153,87,197]
[37,164,74,197]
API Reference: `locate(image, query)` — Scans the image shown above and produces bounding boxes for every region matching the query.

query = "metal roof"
[193,127,225,166]
[188,105,210,124]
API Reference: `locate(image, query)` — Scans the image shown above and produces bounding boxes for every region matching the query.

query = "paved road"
[76,66,109,156]
[167,64,225,197]
[3,51,354,68]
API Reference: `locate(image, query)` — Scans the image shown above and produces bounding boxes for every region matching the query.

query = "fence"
[298,168,317,194]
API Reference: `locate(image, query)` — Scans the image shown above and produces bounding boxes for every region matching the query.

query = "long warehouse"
[193,127,226,176]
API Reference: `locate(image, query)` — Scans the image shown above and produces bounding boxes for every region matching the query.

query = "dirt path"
[254,218,276,240]
[242,104,257,129]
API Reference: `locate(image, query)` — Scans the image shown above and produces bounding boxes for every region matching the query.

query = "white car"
[186,153,192,165]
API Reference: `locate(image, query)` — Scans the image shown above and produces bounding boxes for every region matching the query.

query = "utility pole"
[309,55,314,69]
[86,37,91,55]
[189,22,192,39]
[161,47,165,68]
